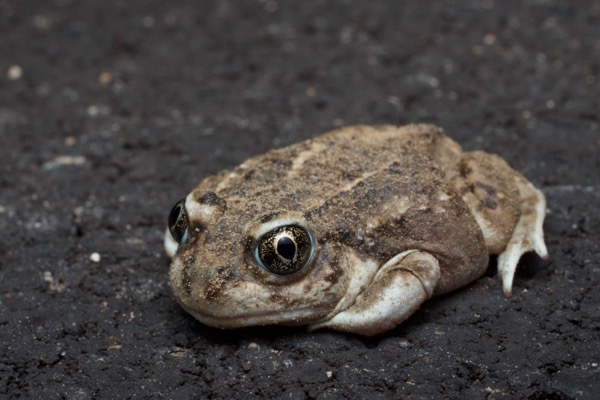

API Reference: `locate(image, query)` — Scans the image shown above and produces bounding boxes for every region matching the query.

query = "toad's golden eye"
[168,198,189,245]
[255,225,315,275]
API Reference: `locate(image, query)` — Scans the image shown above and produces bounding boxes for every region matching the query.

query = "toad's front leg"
[308,250,440,336]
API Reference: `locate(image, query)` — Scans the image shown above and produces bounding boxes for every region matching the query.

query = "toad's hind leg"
[455,151,548,297]
[497,176,548,297]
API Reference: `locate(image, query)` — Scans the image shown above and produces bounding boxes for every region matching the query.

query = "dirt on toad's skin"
[1,1,599,399]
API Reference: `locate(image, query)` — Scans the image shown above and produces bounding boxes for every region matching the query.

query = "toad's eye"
[168,198,189,245]
[255,225,315,275]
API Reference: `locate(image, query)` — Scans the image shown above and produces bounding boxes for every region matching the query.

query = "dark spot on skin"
[324,255,343,286]
[242,169,256,181]
[204,265,232,301]
[475,181,498,197]
[385,161,403,175]
[341,169,360,181]
[365,187,396,204]
[474,181,499,210]
[198,191,226,208]
[271,158,292,170]
[302,281,314,294]
[182,256,195,295]
[259,212,279,223]
[321,224,361,248]
[481,197,498,210]
[304,207,324,220]
[459,160,473,177]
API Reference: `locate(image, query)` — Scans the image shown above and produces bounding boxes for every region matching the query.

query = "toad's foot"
[497,177,549,297]
[308,250,440,336]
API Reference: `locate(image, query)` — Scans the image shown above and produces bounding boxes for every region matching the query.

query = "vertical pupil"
[276,236,296,261]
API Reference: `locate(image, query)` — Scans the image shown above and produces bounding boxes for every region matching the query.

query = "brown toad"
[165,124,548,335]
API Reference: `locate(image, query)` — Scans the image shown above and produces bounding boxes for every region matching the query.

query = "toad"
[165,124,548,335]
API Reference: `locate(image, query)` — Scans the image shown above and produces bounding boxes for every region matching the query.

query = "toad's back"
[200,124,463,215]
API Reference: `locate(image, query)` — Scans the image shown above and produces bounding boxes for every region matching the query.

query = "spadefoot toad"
[165,124,548,335]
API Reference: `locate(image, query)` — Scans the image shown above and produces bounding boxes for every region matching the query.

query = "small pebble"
[7,65,22,80]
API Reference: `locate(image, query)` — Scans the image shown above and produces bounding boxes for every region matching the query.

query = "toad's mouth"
[181,304,332,329]
[169,259,340,329]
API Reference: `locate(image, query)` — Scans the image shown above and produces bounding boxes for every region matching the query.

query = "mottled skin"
[165,124,548,335]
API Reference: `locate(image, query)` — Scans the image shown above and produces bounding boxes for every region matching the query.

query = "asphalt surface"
[1,1,599,399]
